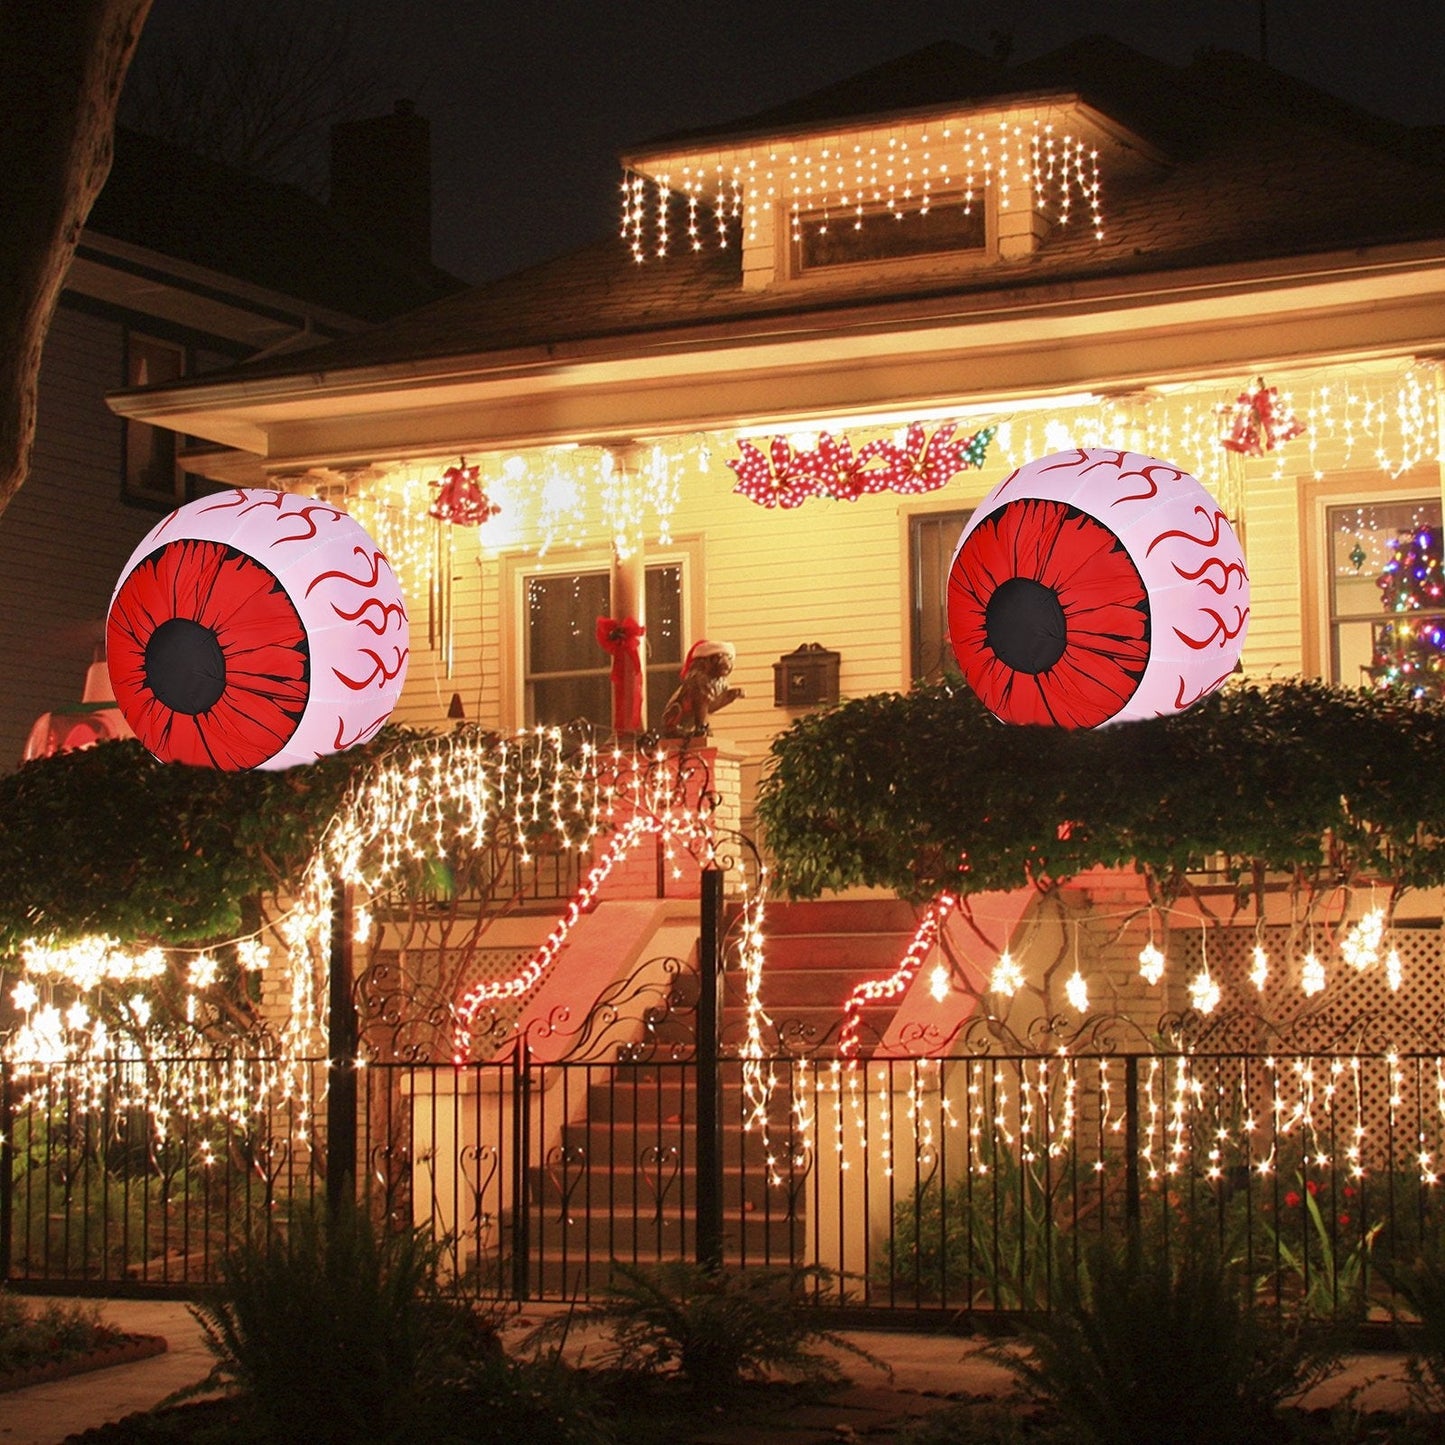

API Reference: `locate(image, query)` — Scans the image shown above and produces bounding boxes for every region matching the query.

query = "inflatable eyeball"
[947,448,1248,727]
[107,489,409,769]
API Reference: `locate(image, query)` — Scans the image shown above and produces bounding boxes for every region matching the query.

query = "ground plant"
[189,1199,482,1444]
[0,1290,116,1372]
[999,1230,1342,1445]
[1379,1222,1445,1412]
[882,1144,1086,1311]
[540,1259,889,1401]
[177,1196,618,1444]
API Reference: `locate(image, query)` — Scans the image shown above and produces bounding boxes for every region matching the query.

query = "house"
[88,38,1445,1292]
[0,109,462,771]
[110,33,1445,972]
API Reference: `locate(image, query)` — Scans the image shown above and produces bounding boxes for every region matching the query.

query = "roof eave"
[108,237,1445,471]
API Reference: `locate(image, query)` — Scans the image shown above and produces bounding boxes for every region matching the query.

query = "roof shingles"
[165,40,1445,388]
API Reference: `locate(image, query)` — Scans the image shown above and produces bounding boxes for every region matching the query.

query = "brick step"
[741,899,922,935]
[748,933,921,970]
[578,1070,837,1113]
[522,1209,804,1254]
[731,971,899,1007]
[531,1155,806,1210]
[508,1243,818,1297]
[556,1123,793,1169]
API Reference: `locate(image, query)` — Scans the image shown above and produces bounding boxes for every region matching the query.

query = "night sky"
[128,0,1445,286]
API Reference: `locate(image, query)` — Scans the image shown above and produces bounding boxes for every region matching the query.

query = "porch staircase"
[518,897,925,1293]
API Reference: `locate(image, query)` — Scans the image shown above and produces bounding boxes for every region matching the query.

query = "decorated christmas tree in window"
[1371,523,1445,698]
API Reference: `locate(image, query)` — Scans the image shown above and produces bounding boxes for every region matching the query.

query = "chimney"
[329,99,432,263]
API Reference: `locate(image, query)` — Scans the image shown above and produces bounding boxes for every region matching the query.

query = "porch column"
[607,444,648,733]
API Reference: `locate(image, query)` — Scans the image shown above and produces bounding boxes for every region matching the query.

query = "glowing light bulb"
[237,939,270,972]
[1065,969,1089,1012]
[1188,970,1220,1014]
[1386,948,1404,992]
[1138,941,1165,986]
[188,953,219,990]
[1301,951,1326,996]
[929,963,951,1002]
[1249,945,1270,990]
[1341,908,1385,970]
[990,951,1024,996]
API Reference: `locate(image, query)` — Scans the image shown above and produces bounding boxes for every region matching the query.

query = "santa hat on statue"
[679,639,736,675]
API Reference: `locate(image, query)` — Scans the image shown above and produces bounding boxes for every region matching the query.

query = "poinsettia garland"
[729,422,995,509]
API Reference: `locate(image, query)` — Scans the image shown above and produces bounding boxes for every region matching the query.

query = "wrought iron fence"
[5,1041,1444,1324]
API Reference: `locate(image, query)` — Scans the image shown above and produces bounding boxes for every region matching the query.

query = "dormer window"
[619,94,1162,292]
[795,192,987,272]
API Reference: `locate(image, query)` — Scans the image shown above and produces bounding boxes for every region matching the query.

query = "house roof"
[629,37,1186,157]
[120,38,1445,413]
[85,127,464,325]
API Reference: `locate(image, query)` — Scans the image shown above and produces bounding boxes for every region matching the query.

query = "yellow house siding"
[372,369,1444,819]
[656,448,1006,816]
[1239,469,1305,679]
[389,547,502,732]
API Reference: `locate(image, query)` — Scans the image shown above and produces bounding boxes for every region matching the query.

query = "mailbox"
[773,643,840,708]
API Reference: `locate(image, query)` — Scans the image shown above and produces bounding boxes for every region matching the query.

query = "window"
[123,333,186,506]
[1327,497,1444,688]
[908,510,970,685]
[523,563,684,730]
[796,198,987,273]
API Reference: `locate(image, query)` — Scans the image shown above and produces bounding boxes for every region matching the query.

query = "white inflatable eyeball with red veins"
[947,448,1249,728]
[106,489,409,769]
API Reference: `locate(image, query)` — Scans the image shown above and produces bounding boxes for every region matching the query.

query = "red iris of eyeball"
[106,538,310,769]
[947,498,1151,728]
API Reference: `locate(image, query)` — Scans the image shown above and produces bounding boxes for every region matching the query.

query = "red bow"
[596,616,645,732]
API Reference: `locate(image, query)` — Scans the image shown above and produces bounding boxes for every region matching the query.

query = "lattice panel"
[1162,923,1445,1176]
[1167,923,1445,1049]
[359,946,539,1062]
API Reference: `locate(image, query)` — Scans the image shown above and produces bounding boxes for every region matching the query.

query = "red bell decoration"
[428,458,501,525]
[596,615,646,733]
[1256,384,1305,450]
[1220,378,1306,456]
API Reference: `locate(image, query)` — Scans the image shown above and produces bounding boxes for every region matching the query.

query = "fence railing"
[5,1045,1443,1322]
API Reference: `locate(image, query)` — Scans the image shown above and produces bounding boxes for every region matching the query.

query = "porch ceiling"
[109,240,1445,475]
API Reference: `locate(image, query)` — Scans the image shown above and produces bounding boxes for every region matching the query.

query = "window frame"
[782,187,999,288]
[902,502,973,689]
[502,539,701,731]
[1299,468,1444,685]
[121,330,189,508]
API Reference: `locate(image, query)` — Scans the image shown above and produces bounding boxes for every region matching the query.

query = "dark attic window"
[797,196,986,271]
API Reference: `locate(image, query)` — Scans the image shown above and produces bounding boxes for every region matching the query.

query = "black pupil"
[144,617,227,713]
[985,577,1068,674]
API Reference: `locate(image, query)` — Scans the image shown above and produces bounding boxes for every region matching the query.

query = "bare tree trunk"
[0,0,152,521]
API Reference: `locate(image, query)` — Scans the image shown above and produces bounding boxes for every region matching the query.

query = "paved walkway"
[0,1298,1420,1445]
[0,1300,214,1445]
